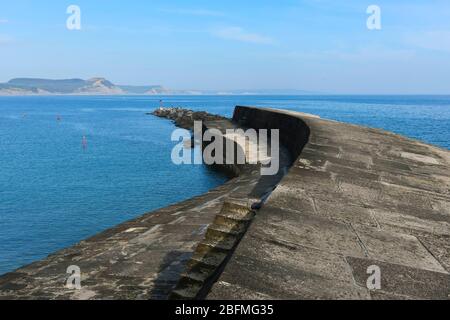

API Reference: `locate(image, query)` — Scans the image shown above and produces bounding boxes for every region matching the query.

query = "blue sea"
[0,95,449,275]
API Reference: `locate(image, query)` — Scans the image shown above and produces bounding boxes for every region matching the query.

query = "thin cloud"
[281,46,415,62]
[212,27,274,45]
[160,8,225,17]
[406,31,450,53]
[0,19,9,24]
[0,35,12,45]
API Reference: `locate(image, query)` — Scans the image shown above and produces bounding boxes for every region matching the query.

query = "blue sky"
[1,0,450,93]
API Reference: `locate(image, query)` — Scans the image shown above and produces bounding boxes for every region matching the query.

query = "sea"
[0,95,449,275]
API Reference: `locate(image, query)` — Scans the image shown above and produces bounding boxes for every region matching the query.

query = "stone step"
[205,224,241,243]
[218,207,255,222]
[169,278,203,300]
[195,242,229,255]
[212,215,250,234]
[201,236,237,251]
[185,256,220,271]
[220,200,253,218]
[207,221,246,235]
[179,268,213,283]
[191,248,228,268]
[186,256,222,270]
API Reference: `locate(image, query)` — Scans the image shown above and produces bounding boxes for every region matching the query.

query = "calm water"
[0,95,449,275]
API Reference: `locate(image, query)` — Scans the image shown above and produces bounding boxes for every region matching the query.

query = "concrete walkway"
[208,107,450,300]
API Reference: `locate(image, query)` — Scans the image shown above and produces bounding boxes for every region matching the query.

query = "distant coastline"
[3,78,449,96]
[0,77,316,96]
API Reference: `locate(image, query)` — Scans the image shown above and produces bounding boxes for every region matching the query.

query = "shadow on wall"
[149,250,193,299]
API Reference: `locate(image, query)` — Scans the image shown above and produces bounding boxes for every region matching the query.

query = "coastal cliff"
[0,78,125,95]
[0,106,449,300]
[0,78,169,96]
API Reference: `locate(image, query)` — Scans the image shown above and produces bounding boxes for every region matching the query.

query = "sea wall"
[209,107,450,300]
[1,106,449,300]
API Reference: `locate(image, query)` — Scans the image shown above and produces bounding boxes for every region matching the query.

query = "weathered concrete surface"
[208,106,450,300]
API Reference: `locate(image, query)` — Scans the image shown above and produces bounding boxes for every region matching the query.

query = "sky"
[0,0,450,94]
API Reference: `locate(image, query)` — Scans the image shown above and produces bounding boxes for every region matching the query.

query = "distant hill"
[0,78,178,96]
[0,77,316,96]
[0,78,124,95]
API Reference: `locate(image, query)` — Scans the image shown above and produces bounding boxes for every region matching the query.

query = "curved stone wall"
[233,106,312,160]
[210,107,450,300]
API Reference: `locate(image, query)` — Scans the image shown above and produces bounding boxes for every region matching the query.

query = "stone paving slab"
[347,257,449,300]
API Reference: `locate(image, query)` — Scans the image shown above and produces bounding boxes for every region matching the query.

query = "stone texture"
[208,106,450,300]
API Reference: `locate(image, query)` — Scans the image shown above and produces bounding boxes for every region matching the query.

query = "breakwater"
[151,107,226,130]
[0,106,449,300]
